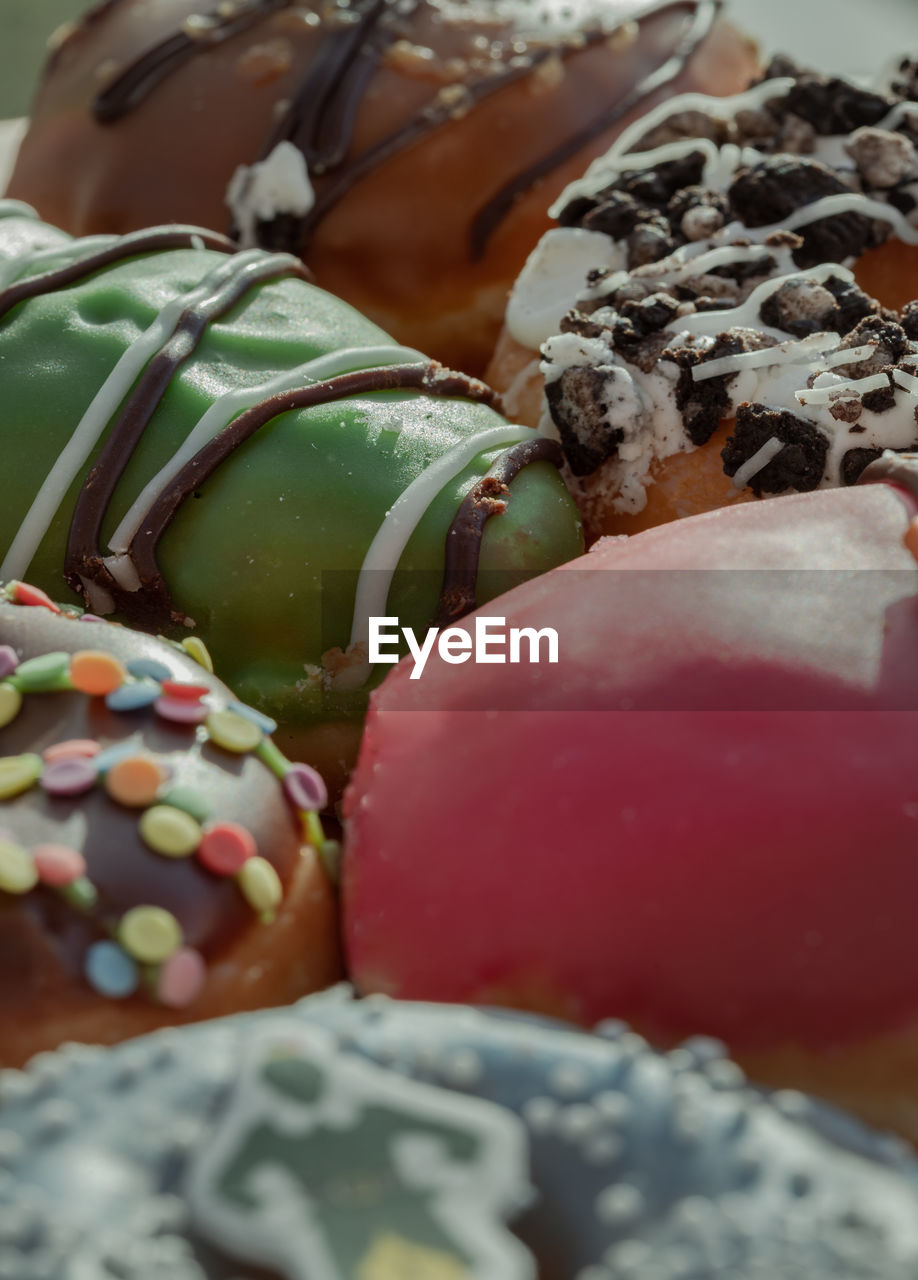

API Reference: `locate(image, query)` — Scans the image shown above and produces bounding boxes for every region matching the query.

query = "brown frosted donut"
[6,0,757,374]
[0,584,341,1067]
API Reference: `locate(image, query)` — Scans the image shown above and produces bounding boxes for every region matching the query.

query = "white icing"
[821,342,877,369]
[691,332,841,382]
[349,424,537,651]
[107,344,426,558]
[0,248,286,582]
[186,1026,536,1280]
[505,228,625,348]
[797,371,892,404]
[893,366,918,394]
[730,436,785,489]
[226,141,315,249]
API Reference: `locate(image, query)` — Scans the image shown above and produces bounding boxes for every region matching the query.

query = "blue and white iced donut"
[2,987,918,1279]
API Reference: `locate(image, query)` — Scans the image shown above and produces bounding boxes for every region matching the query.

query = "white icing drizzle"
[797,371,892,405]
[893,366,918,394]
[691,332,841,382]
[549,78,797,216]
[730,436,785,490]
[674,262,855,338]
[107,343,426,558]
[821,342,877,369]
[751,192,918,245]
[0,198,38,223]
[0,247,288,582]
[349,424,536,651]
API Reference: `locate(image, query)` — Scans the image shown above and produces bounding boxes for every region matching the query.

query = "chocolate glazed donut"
[7,0,758,372]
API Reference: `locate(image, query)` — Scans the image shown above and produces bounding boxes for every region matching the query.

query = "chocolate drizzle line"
[89,362,503,628]
[0,226,236,323]
[65,253,310,592]
[432,435,565,627]
[89,0,718,258]
[93,0,293,123]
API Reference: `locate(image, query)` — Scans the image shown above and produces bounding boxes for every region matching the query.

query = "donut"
[2,986,918,1279]
[0,581,341,1068]
[487,61,918,536]
[0,200,582,787]
[342,459,918,1142]
[5,0,758,374]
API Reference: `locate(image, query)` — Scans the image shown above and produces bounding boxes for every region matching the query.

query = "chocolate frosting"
[0,601,304,1016]
[84,0,720,259]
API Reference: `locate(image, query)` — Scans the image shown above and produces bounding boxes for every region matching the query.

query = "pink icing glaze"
[342,483,918,1051]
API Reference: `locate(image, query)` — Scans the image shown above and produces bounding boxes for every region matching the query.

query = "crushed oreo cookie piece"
[782,74,892,136]
[544,365,627,476]
[614,152,707,210]
[728,156,854,229]
[580,191,660,239]
[833,316,910,378]
[841,446,885,485]
[845,127,917,190]
[668,331,773,448]
[823,276,882,333]
[758,275,839,337]
[861,375,897,414]
[626,218,678,268]
[723,405,829,495]
[901,302,918,341]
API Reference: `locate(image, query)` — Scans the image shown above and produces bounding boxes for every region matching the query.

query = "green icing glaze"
[0,202,582,734]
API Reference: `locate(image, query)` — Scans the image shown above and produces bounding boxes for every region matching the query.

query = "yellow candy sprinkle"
[237,856,283,920]
[105,755,167,808]
[118,905,182,964]
[182,636,214,673]
[0,840,38,894]
[69,650,127,696]
[0,684,22,729]
[0,753,42,800]
[206,709,262,754]
[139,805,202,859]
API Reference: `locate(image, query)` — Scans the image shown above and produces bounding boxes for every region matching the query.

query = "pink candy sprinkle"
[41,757,98,797]
[33,843,87,886]
[12,582,61,613]
[197,822,256,876]
[154,696,209,725]
[160,679,210,702]
[157,947,207,1009]
[283,762,328,813]
[0,646,18,680]
[43,739,102,764]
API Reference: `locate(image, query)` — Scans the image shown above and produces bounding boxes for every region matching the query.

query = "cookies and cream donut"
[5,0,758,374]
[0,200,582,786]
[2,987,918,1279]
[487,60,918,535]
[342,462,918,1142]
[0,582,341,1067]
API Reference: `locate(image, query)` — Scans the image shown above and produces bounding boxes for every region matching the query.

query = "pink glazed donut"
[342,453,918,1143]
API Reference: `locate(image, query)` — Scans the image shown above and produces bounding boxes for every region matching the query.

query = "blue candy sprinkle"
[93,737,144,773]
[105,681,161,713]
[227,700,278,735]
[127,658,172,683]
[85,941,139,999]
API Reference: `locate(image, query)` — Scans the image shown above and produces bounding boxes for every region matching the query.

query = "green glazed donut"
[0,199,582,779]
